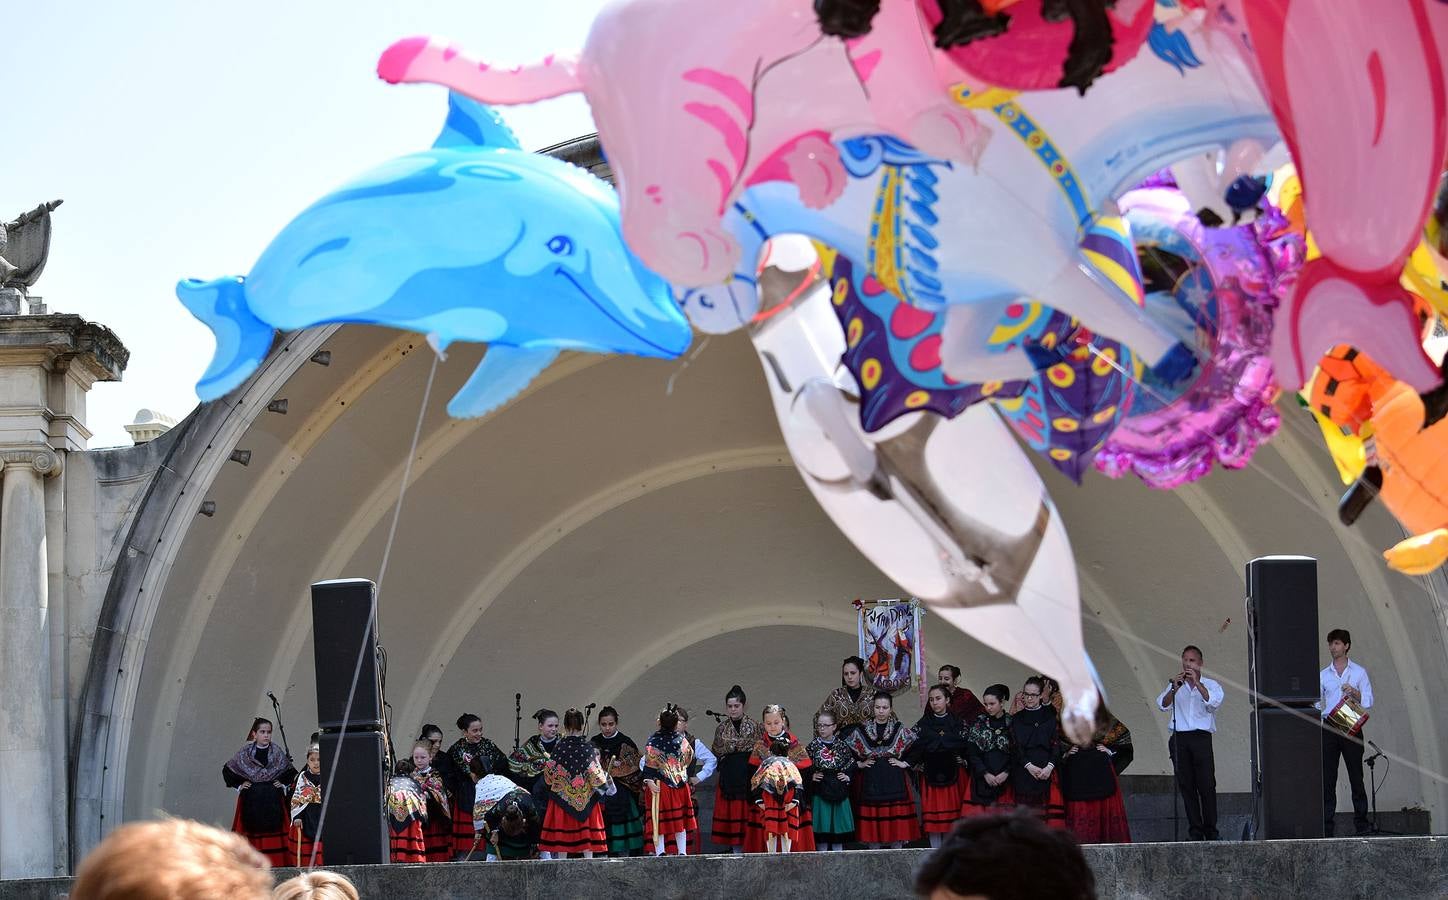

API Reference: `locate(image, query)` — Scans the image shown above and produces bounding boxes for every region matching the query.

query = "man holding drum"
[1318,628,1374,837]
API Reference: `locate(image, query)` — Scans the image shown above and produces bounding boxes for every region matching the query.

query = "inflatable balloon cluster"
[175,0,1448,743]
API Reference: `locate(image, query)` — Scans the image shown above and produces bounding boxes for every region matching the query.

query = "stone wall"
[5,837,1447,900]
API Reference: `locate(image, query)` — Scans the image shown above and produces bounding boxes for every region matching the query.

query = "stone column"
[0,447,59,878]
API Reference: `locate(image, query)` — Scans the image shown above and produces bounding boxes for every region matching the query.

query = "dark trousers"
[1323,728,1369,835]
[1168,730,1218,840]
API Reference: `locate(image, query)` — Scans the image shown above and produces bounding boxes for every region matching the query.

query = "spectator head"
[273,871,361,900]
[913,810,1096,900]
[71,819,272,900]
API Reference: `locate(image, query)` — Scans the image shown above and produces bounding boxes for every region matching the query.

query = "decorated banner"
[854,598,926,704]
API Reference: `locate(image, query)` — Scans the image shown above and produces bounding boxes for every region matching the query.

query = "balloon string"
[665,335,711,397]
[308,352,440,868]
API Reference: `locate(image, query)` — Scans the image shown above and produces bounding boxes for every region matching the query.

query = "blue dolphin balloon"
[178,94,691,418]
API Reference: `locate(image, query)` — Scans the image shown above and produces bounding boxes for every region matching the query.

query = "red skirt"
[284,822,322,868]
[856,799,921,844]
[539,803,607,855]
[424,812,453,862]
[760,790,800,839]
[231,799,288,867]
[710,788,751,847]
[921,779,966,833]
[960,778,1015,818]
[1066,792,1131,844]
[1016,776,1068,830]
[390,819,426,863]
[795,797,816,852]
[644,783,698,839]
[450,801,478,855]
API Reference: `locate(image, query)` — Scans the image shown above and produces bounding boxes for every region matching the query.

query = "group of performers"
[221,657,1134,864]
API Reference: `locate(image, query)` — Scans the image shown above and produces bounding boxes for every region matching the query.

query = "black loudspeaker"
[1246,556,1320,703]
[316,730,389,865]
[311,579,382,729]
[1250,707,1325,839]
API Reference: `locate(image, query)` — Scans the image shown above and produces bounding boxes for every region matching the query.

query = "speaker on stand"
[1245,556,1324,840]
[310,578,389,864]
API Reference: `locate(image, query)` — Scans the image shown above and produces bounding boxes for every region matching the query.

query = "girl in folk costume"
[818,656,885,734]
[1060,710,1133,844]
[408,741,452,862]
[222,717,297,866]
[642,706,697,856]
[538,708,615,859]
[806,712,856,850]
[386,761,429,863]
[846,693,921,848]
[475,773,540,861]
[509,708,560,792]
[910,684,970,846]
[419,723,445,763]
[938,665,985,722]
[650,706,717,856]
[286,744,324,867]
[442,714,507,857]
[745,704,815,853]
[709,685,761,852]
[1010,676,1066,829]
[751,739,804,853]
[961,684,1016,818]
[591,706,646,857]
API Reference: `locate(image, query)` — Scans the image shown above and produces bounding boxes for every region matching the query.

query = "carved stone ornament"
[0,447,62,477]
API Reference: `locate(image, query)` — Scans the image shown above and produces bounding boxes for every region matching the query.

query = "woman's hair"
[939,664,962,679]
[533,708,558,726]
[246,717,271,741]
[874,691,895,707]
[658,706,680,733]
[598,705,620,723]
[563,708,585,733]
[1024,676,1047,694]
[71,819,272,900]
[419,723,443,741]
[456,713,480,732]
[395,759,415,776]
[761,703,786,720]
[725,684,747,705]
[273,870,362,900]
[410,739,431,759]
[674,705,690,723]
[928,683,950,702]
[841,656,866,685]
[984,683,1011,703]
[468,753,488,779]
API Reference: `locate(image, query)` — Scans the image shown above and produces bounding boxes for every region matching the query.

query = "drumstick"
[651,783,661,841]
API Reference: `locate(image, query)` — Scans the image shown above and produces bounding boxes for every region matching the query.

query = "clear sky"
[4,1,608,446]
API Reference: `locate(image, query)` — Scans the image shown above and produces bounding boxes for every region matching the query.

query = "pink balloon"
[376,0,990,288]
[1240,0,1447,390]
[1094,188,1303,489]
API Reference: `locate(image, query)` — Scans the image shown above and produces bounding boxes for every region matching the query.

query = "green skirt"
[605,793,645,854]
[811,795,855,842]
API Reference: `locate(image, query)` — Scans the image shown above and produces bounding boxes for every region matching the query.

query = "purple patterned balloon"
[1093,188,1305,489]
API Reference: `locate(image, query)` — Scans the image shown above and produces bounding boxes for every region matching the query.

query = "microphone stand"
[1168,677,1182,843]
[704,710,727,724]
[1365,742,1399,836]
[268,691,293,762]
[584,703,597,734]
[514,693,523,752]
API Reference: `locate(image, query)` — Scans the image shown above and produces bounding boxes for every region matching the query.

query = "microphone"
[515,693,522,701]
[585,702,597,710]
[1366,740,1385,761]
[267,690,279,704]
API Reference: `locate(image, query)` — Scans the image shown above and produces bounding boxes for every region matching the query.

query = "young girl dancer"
[591,706,645,857]
[222,717,296,866]
[538,708,613,859]
[746,704,815,852]
[962,684,1016,818]
[709,685,761,853]
[443,714,507,858]
[911,684,969,846]
[642,706,697,856]
[286,743,323,867]
[806,712,856,850]
[846,694,921,848]
[409,740,452,862]
[751,739,804,853]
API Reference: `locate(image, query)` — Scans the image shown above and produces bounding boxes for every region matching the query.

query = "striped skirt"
[644,783,698,839]
[423,812,453,862]
[856,799,921,844]
[231,799,288,867]
[539,803,607,855]
[603,792,645,855]
[284,823,322,868]
[389,819,426,863]
[921,779,966,833]
[450,800,478,855]
[710,788,751,847]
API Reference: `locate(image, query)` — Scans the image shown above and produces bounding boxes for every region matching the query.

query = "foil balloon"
[1092,186,1303,488]
[378,0,991,288]
[176,95,690,418]
[1217,0,1448,392]
[743,264,1102,742]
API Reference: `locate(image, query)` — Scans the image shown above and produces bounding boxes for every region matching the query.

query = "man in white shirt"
[1156,644,1225,840]
[1318,628,1374,836]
